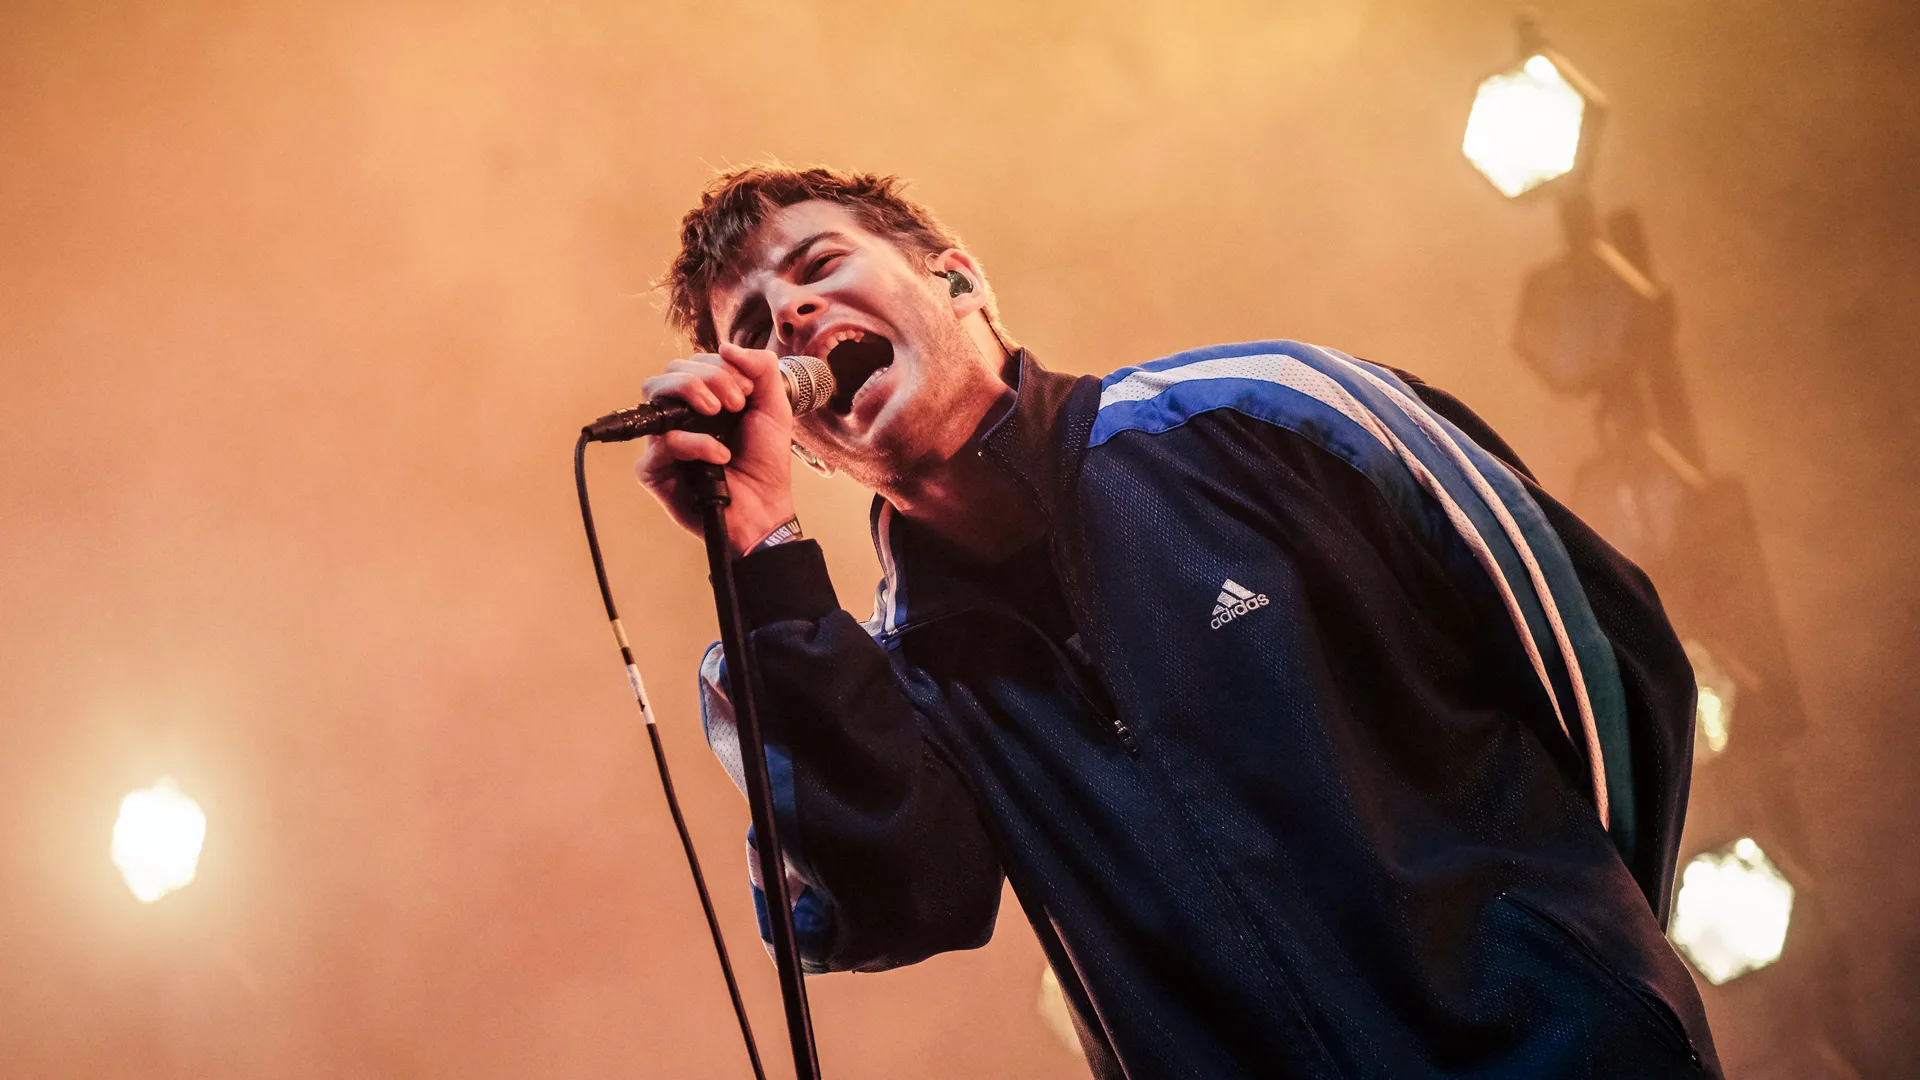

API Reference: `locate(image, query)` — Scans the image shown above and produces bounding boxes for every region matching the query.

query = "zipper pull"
[1063,632,1094,669]
[1066,633,1139,755]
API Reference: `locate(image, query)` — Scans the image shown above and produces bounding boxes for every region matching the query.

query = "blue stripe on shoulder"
[1094,341,1458,562]
[1093,343,1444,539]
[1119,338,1321,375]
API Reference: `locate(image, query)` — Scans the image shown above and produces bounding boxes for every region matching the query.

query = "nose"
[771,283,823,351]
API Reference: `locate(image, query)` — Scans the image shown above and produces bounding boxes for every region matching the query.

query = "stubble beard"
[812,301,987,500]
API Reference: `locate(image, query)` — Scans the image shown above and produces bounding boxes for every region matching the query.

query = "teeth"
[850,365,888,411]
[816,328,865,356]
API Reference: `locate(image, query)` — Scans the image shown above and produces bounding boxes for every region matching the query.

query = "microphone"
[583,355,836,443]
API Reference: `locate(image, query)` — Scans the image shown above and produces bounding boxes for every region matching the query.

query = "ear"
[928,248,990,319]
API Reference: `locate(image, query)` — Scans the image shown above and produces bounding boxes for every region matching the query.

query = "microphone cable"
[573,431,767,1080]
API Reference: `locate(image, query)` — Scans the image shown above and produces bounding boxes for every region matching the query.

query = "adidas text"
[1210,579,1271,630]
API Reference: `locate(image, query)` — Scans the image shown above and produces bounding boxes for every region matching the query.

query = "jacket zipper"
[905,607,1138,756]
[1048,538,1140,757]
[1061,631,1139,756]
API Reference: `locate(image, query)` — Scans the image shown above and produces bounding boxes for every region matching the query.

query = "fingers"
[643,356,753,415]
[719,343,790,405]
[634,347,796,541]
[717,342,776,377]
[635,417,730,476]
[640,371,722,415]
[668,429,731,466]
[674,356,753,409]
[634,430,728,516]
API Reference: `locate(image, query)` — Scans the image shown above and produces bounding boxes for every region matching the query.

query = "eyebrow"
[725,230,850,343]
[774,230,848,276]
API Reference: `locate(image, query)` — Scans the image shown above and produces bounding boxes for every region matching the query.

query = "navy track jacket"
[698,342,1721,1078]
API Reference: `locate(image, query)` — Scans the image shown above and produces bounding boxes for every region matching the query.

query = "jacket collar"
[977,349,1100,525]
[864,349,1101,639]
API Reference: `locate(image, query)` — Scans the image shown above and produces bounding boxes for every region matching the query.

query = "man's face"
[706,201,1001,492]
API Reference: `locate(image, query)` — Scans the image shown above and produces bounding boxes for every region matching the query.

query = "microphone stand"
[685,460,823,1080]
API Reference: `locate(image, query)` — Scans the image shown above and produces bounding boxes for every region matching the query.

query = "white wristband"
[749,516,804,554]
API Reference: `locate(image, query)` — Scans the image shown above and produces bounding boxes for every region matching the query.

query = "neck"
[882,429,1046,561]
[884,339,1044,561]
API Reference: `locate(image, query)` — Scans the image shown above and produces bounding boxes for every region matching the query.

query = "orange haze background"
[2,1,1916,1076]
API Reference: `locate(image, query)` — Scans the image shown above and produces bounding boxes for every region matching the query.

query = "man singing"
[635,164,1720,1078]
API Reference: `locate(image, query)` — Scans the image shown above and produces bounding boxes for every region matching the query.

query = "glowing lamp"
[1669,838,1794,985]
[1683,640,1737,760]
[111,778,206,903]
[1037,966,1085,1058]
[1463,51,1599,198]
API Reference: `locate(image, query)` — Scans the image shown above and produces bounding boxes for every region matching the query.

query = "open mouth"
[822,331,895,416]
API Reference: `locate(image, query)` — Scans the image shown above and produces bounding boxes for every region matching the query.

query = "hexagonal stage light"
[1670,838,1794,985]
[111,777,206,903]
[1463,50,1607,199]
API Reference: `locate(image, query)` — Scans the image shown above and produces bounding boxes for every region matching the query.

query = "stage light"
[1037,966,1085,1058]
[111,778,206,903]
[1463,52,1590,198]
[1670,838,1794,985]
[1512,227,1663,396]
[1684,639,1737,760]
[1479,33,1656,401]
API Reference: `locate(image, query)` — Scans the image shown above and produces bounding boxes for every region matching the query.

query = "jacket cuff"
[733,539,839,629]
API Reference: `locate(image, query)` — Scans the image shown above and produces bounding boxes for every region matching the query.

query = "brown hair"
[664,163,996,351]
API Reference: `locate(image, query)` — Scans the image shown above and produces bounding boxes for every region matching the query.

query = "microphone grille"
[780,355,836,416]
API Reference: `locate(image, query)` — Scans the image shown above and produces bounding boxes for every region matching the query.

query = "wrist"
[738,513,804,557]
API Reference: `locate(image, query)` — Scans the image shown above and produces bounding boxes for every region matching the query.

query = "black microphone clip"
[581,354,836,444]
[582,399,731,443]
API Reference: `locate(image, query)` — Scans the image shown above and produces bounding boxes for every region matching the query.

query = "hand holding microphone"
[585,350,833,442]
[625,344,835,553]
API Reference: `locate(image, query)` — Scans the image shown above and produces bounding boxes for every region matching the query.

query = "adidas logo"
[1210,578,1270,630]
